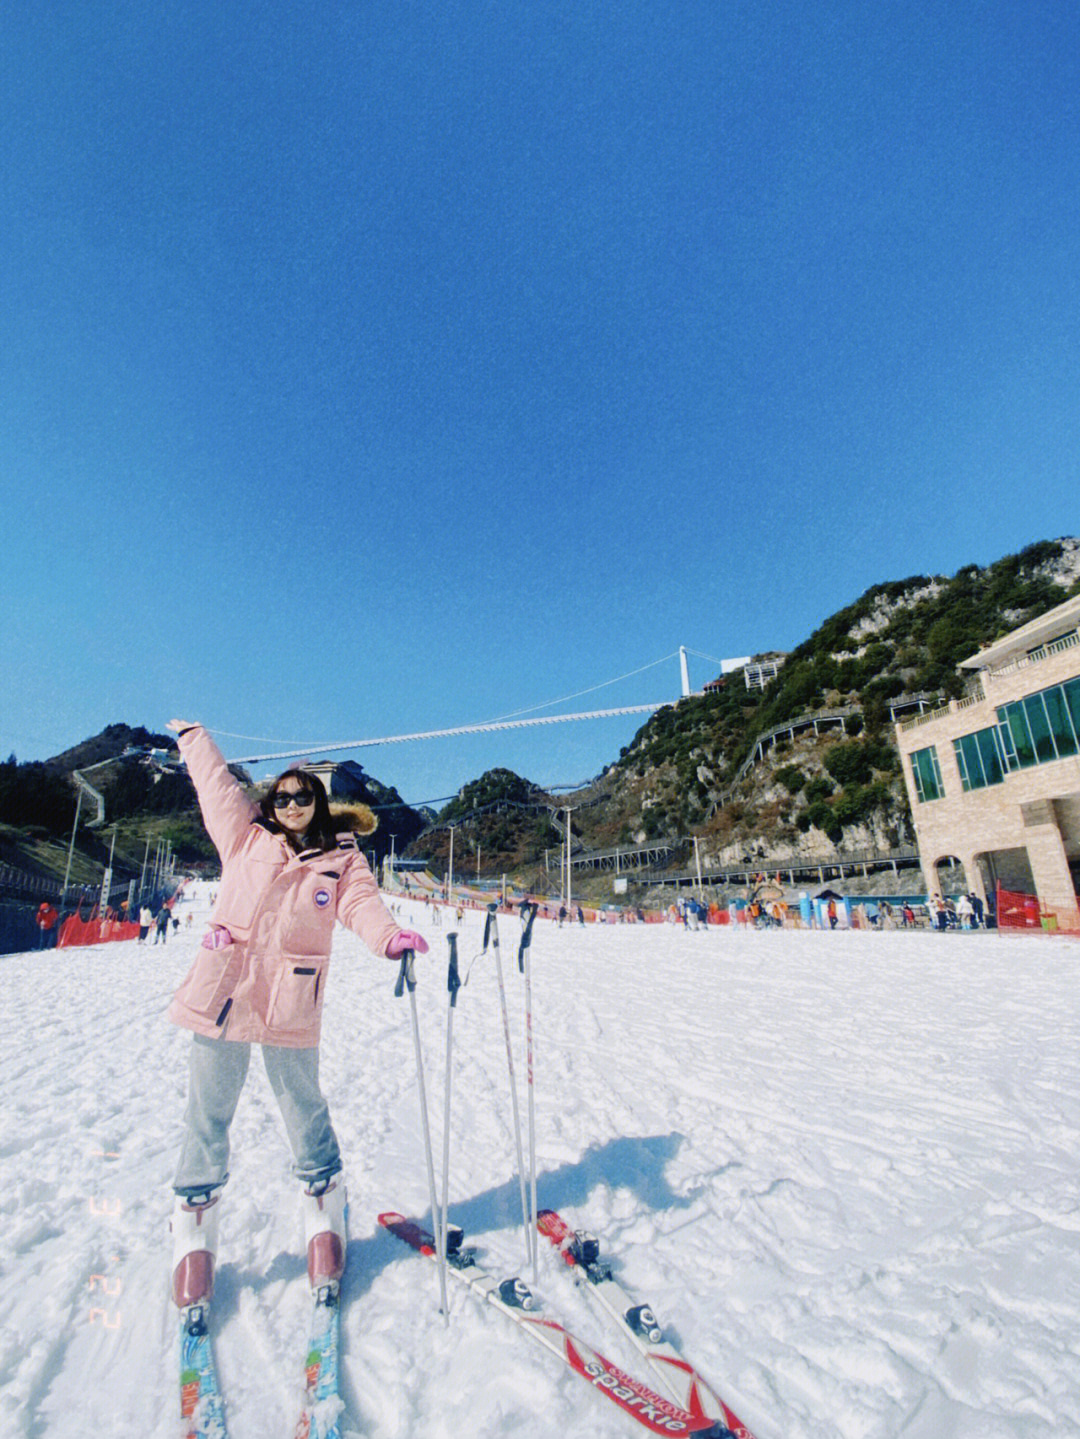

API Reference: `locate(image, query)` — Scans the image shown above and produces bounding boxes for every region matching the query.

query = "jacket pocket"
[266,956,326,1031]
[173,944,243,1025]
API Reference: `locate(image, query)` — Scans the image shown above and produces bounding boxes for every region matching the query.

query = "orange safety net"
[996,886,1042,930]
[57,910,141,948]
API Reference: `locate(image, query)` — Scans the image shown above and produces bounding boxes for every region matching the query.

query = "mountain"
[405,768,562,878]
[405,537,1080,898]
[0,726,428,886]
[42,722,177,771]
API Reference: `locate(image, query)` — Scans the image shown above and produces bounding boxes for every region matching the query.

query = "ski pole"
[394,948,449,1319]
[485,904,533,1272]
[518,902,539,1282]
[440,932,461,1301]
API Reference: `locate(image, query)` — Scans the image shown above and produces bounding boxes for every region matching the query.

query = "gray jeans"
[173,1032,342,1196]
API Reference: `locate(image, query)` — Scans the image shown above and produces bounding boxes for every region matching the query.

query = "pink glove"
[201,926,233,950]
[386,929,429,957]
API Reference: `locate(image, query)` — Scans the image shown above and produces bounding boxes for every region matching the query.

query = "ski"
[537,1210,760,1439]
[179,1303,228,1439]
[378,1211,736,1436]
[293,1282,346,1439]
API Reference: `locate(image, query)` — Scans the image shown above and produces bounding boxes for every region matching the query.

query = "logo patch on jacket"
[314,889,332,908]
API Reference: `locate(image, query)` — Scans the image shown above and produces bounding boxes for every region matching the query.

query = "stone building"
[894,594,1080,930]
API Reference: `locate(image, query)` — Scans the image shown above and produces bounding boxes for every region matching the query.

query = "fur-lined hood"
[330,801,378,837]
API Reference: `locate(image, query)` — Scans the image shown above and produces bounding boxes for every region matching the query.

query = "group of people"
[138,902,175,943]
[931,891,986,930]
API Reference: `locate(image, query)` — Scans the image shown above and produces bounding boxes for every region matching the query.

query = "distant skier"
[35,901,58,949]
[154,904,171,943]
[164,720,429,1318]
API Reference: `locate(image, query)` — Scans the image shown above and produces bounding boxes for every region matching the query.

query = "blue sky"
[2,2,1078,809]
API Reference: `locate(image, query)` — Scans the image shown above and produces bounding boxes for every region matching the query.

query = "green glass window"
[997,701,1036,768]
[1043,686,1078,757]
[953,727,1006,791]
[996,719,1018,771]
[960,736,977,794]
[910,745,944,802]
[976,726,1006,783]
[1062,678,1080,743]
[1023,693,1057,762]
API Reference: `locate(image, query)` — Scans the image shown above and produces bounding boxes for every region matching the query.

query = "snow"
[3,884,1080,1439]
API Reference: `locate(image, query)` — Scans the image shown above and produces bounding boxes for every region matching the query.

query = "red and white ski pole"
[394,948,448,1319]
[518,902,539,1283]
[485,905,534,1274]
[439,931,462,1301]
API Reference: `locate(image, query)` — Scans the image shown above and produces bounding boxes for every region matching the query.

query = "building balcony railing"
[981,627,1079,681]
[898,703,953,733]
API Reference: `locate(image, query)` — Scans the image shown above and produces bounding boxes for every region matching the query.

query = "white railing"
[898,704,952,733]
[983,628,1079,681]
[955,687,986,709]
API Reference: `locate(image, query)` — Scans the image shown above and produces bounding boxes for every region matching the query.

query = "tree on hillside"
[0,760,77,832]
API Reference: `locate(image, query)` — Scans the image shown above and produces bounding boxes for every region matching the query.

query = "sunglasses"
[272,791,316,809]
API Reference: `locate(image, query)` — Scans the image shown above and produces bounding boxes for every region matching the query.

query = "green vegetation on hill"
[0,758,78,833]
[404,769,561,874]
[438,767,549,823]
[0,725,427,887]
[605,538,1076,850]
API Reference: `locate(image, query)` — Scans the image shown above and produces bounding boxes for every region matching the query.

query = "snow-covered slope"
[3,885,1079,1438]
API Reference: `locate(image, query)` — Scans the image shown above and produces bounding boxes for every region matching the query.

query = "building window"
[910,745,944,802]
[1023,693,1057,762]
[996,700,1037,769]
[996,679,1080,771]
[1044,685,1079,758]
[953,727,1006,792]
[1064,677,1080,734]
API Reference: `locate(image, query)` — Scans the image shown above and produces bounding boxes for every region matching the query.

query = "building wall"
[895,631,1080,927]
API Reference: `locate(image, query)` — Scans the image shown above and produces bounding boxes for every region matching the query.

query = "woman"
[165,720,428,1313]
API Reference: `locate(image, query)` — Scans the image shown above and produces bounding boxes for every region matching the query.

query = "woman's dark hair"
[259,770,340,853]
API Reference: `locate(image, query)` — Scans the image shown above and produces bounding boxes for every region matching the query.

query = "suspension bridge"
[222,646,745,767]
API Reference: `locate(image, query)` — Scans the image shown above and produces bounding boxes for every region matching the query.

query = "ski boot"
[170,1186,222,1309]
[301,1172,348,1288]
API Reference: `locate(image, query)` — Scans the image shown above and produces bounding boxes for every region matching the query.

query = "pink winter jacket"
[168,725,401,1047]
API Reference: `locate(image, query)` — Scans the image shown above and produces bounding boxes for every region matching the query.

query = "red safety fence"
[58,910,140,948]
[996,886,1041,930]
[996,885,1080,935]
